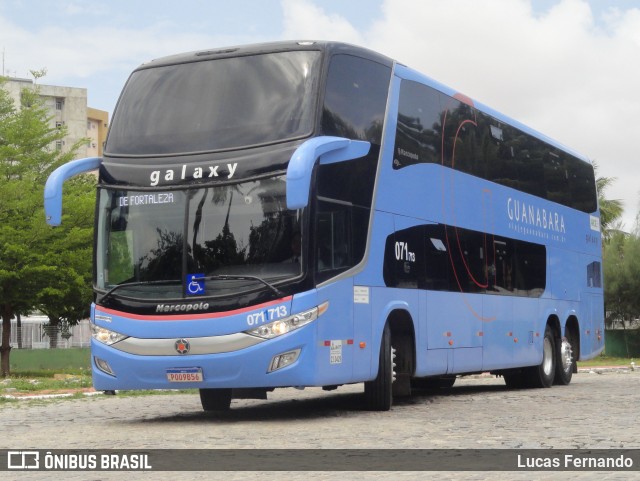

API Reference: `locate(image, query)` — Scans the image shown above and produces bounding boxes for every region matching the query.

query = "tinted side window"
[384,223,546,298]
[322,55,391,144]
[316,148,379,208]
[543,152,571,206]
[394,80,598,213]
[382,226,426,289]
[315,55,390,285]
[568,156,598,213]
[587,261,602,288]
[315,147,378,284]
[440,98,484,178]
[315,199,369,284]
[394,81,442,168]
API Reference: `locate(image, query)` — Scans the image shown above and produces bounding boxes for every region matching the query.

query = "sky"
[1,0,640,229]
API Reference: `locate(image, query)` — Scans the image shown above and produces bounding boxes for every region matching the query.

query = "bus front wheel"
[199,388,232,411]
[364,324,394,411]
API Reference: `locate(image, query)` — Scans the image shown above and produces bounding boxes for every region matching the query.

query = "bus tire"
[554,336,574,386]
[199,388,232,411]
[527,325,556,388]
[364,324,394,411]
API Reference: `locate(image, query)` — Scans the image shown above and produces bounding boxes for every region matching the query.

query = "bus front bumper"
[91,326,321,391]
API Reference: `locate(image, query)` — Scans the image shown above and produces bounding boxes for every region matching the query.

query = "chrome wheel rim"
[542,336,553,375]
[560,337,573,373]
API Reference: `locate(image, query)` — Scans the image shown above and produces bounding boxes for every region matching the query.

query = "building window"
[56,98,64,110]
[56,121,63,129]
[55,141,63,151]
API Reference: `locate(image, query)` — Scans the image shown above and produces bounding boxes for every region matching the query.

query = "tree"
[603,230,640,329]
[0,74,90,375]
[594,161,624,241]
[37,176,94,348]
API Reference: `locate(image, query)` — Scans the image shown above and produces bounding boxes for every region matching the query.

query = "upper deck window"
[322,54,391,145]
[106,51,321,155]
[394,79,597,213]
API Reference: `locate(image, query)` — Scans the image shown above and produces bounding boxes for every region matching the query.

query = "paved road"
[1,369,638,480]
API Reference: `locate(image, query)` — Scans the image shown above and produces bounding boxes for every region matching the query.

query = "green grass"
[10,348,90,371]
[1,371,92,393]
[0,372,197,398]
[577,355,636,367]
[2,360,196,398]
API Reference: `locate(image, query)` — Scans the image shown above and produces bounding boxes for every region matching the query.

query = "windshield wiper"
[97,279,182,304]
[203,275,285,298]
[97,275,285,304]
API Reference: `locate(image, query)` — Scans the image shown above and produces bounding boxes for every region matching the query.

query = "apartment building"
[3,77,109,157]
[87,107,109,157]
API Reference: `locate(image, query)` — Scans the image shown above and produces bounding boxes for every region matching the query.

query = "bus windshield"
[106,50,321,155]
[95,176,302,300]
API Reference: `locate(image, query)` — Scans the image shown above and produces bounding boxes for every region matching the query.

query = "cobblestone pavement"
[1,370,638,480]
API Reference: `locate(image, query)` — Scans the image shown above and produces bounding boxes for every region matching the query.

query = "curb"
[578,365,637,373]
[1,391,104,401]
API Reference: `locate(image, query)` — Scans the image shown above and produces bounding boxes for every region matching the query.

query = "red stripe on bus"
[95,296,293,321]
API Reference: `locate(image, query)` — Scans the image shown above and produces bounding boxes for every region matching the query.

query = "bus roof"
[133,40,590,165]
[136,40,394,71]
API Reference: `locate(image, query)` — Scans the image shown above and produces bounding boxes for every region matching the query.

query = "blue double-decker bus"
[45,41,604,411]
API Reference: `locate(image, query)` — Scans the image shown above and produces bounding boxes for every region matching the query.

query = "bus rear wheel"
[554,336,574,385]
[364,324,394,411]
[199,388,232,411]
[526,325,556,388]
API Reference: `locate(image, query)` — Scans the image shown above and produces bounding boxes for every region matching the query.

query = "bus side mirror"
[286,136,370,210]
[44,157,102,226]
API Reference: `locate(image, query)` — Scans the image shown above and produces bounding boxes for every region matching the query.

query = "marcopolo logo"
[174,339,191,355]
[156,302,210,313]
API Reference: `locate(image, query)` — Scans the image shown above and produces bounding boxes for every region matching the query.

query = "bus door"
[588,293,605,356]
[313,199,358,383]
[482,294,514,370]
[585,258,605,357]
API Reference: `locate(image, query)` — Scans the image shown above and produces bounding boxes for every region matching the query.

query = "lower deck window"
[384,223,546,297]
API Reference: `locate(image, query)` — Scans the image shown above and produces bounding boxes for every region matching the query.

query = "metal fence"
[1,316,91,349]
[605,329,640,357]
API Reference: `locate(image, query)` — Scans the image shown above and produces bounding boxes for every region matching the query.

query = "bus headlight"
[91,323,128,345]
[245,301,328,339]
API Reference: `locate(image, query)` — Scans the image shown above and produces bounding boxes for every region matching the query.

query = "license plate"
[166,367,203,383]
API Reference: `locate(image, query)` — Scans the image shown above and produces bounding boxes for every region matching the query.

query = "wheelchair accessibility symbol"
[186,274,205,296]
